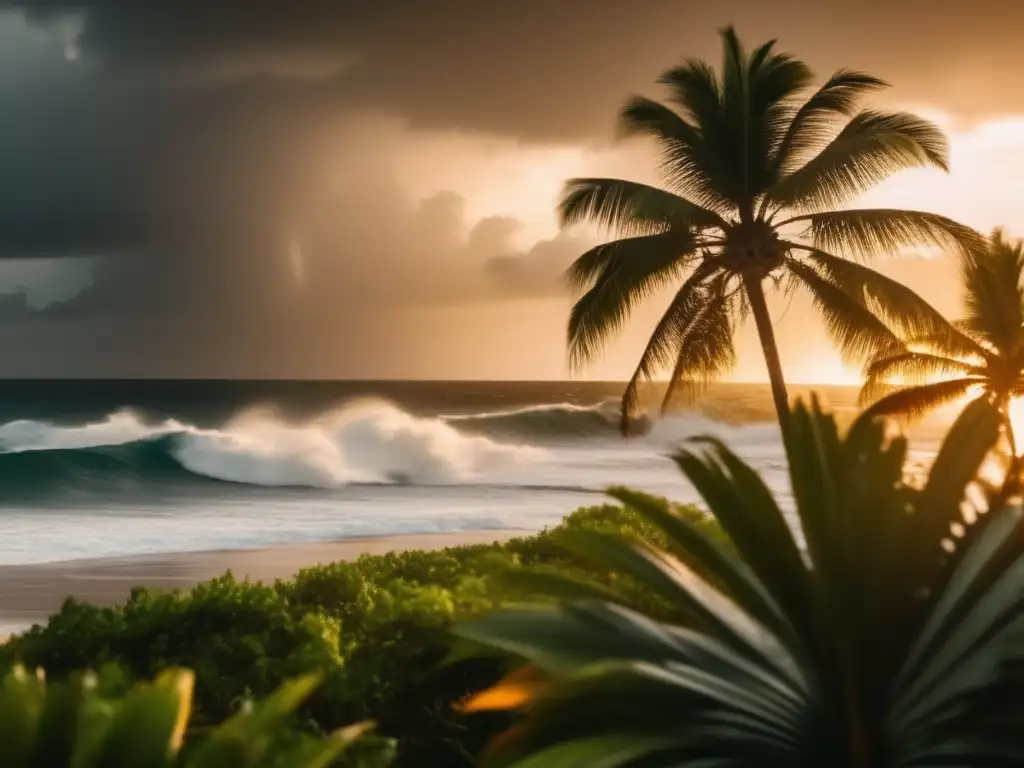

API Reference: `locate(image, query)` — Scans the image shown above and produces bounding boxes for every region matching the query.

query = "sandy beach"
[0,530,520,636]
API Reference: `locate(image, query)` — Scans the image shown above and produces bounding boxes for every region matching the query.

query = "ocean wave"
[441,398,781,443]
[646,411,782,450]
[441,399,626,438]
[0,397,788,499]
[0,402,545,497]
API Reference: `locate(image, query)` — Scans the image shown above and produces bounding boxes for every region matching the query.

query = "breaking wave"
[0,401,544,498]
[0,397,785,499]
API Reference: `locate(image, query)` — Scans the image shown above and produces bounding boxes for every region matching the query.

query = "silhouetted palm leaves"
[457,399,1024,766]
[861,229,1024,454]
[560,27,983,435]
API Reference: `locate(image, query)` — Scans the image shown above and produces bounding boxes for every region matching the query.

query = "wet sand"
[0,530,519,635]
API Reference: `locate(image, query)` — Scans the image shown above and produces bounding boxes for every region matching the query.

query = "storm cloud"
[0,1,1019,375]
[13,0,1024,137]
[0,7,589,373]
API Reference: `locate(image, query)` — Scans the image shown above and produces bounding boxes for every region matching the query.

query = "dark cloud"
[0,7,599,374]
[10,0,1024,140]
[5,0,1021,262]
[0,167,586,373]
[483,235,586,298]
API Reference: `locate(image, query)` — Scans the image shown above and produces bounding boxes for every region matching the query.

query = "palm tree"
[457,399,1024,766]
[861,229,1024,456]
[561,26,984,436]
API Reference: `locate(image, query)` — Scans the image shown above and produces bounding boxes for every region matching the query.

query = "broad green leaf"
[607,488,797,649]
[553,529,793,677]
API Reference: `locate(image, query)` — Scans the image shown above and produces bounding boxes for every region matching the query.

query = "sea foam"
[0,400,545,491]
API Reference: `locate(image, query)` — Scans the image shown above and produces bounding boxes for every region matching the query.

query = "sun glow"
[929,385,1022,457]
[1007,398,1024,450]
[790,358,862,386]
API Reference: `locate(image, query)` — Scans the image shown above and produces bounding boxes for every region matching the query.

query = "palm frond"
[649,58,747,210]
[721,28,815,205]
[655,59,723,133]
[890,502,1024,752]
[462,614,805,765]
[860,352,979,404]
[769,111,948,213]
[606,488,797,645]
[617,97,733,214]
[746,41,813,110]
[787,258,904,364]
[618,263,722,434]
[672,433,815,654]
[565,230,699,292]
[787,400,907,607]
[458,398,1021,767]
[906,396,1003,586]
[719,25,747,119]
[864,351,979,385]
[770,70,889,180]
[559,178,727,237]
[660,277,737,414]
[554,528,795,672]
[652,28,815,211]
[566,233,699,369]
[781,399,852,610]
[960,230,1024,356]
[862,378,985,419]
[743,41,815,198]
[780,208,986,263]
[791,245,987,360]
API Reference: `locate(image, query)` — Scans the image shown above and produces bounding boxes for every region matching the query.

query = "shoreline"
[0,530,521,635]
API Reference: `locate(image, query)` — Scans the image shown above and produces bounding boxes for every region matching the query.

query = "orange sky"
[375,111,1015,383]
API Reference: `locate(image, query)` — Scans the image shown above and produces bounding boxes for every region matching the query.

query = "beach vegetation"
[457,398,1024,767]
[1,499,720,766]
[0,664,388,767]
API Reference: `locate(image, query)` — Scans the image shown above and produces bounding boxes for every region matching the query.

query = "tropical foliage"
[2,501,719,767]
[559,25,983,434]
[457,398,1024,766]
[861,228,1024,454]
[0,665,376,767]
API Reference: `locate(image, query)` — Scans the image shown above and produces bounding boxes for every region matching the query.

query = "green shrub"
[0,499,720,766]
[0,664,390,767]
[10,576,343,730]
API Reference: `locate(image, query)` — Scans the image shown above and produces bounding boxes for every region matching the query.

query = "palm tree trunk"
[743,274,791,439]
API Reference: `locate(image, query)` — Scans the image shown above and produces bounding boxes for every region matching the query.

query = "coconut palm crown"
[561,26,984,435]
[861,229,1024,454]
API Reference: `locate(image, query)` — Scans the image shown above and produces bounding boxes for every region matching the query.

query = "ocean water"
[0,380,941,566]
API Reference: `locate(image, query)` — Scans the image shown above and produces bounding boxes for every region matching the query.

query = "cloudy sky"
[0,0,1022,379]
